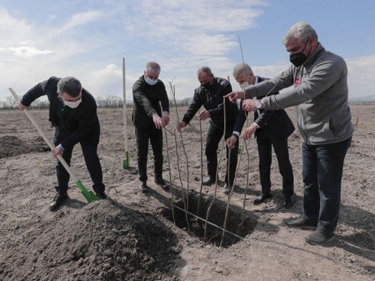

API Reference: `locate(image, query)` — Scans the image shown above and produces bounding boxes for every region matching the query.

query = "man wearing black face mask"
[289,36,312,67]
[225,22,353,246]
[177,66,239,193]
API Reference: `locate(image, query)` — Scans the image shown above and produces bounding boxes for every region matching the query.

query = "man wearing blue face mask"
[18,76,107,211]
[225,22,353,246]
[132,61,170,193]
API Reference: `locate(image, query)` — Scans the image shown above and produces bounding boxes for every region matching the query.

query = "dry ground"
[0,104,374,281]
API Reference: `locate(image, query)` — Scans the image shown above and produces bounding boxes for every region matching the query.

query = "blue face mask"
[145,76,158,86]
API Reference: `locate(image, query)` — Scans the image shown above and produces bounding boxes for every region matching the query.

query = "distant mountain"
[349,95,375,103]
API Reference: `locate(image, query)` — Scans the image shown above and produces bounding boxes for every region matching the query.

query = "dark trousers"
[54,128,105,194]
[302,137,352,235]
[206,121,238,185]
[135,125,163,182]
[256,129,294,197]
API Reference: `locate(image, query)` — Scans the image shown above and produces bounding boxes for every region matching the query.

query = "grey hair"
[197,66,212,76]
[145,61,161,73]
[282,22,318,46]
[233,63,253,79]
[57,77,82,97]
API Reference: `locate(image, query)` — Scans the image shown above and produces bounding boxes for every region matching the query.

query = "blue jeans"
[302,137,352,235]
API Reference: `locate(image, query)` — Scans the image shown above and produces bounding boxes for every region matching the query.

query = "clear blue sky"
[0,0,374,102]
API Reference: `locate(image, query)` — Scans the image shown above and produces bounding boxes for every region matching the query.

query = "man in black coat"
[177,66,239,193]
[132,61,170,193]
[18,76,106,211]
[227,63,295,208]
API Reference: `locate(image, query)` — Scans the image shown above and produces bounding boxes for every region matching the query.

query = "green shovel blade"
[76,181,99,203]
[123,151,130,169]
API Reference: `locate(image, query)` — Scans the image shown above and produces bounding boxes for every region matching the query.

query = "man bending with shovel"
[18,76,107,211]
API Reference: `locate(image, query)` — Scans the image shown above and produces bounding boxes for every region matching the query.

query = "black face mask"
[290,38,310,67]
[202,81,211,90]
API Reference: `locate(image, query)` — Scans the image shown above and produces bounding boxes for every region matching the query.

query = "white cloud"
[9,46,53,58]
[346,54,375,98]
[125,0,266,59]
[58,10,103,33]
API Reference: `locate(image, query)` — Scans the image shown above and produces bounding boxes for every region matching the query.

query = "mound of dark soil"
[0,200,180,281]
[0,136,49,158]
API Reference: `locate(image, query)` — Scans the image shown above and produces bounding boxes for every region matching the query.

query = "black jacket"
[21,76,100,149]
[182,77,238,127]
[132,75,169,130]
[234,76,295,139]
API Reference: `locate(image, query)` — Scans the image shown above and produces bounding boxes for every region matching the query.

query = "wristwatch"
[255,100,262,109]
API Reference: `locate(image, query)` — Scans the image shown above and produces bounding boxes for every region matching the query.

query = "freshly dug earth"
[0,105,374,281]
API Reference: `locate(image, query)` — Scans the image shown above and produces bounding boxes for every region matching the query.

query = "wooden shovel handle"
[9,87,79,182]
[122,57,128,152]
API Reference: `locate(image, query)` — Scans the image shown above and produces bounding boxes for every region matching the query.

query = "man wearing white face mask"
[18,76,107,211]
[227,63,295,207]
[132,61,170,193]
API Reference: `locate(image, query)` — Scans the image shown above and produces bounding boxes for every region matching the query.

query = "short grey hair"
[145,61,161,73]
[197,66,212,76]
[233,63,253,79]
[57,77,82,97]
[282,22,318,46]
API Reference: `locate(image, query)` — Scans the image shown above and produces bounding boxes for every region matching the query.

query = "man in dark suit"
[132,61,170,193]
[18,76,106,211]
[177,66,239,192]
[227,63,295,208]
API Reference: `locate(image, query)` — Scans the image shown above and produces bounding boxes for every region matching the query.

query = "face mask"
[145,76,158,86]
[202,81,211,90]
[290,38,310,67]
[63,98,82,109]
[240,82,250,90]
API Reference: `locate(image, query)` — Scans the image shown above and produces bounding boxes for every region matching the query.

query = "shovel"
[122,57,130,169]
[9,88,99,203]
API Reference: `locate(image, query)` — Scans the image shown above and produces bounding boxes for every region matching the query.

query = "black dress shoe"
[202,177,216,186]
[139,181,148,193]
[253,193,272,205]
[155,177,169,189]
[49,192,69,211]
[96,192,108,199]
[222,183,231,195]
[283,196,294,209]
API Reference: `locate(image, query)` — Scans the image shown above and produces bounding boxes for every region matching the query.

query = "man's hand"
[18,102,29,111]
[224,90,245,103]
[241,123,258,140]
[226,135,238,149]
[242,99,262,111]
[152,113,164,129]
[198,110,210,121]
[177,121,186,132]
[162,111,170,126]
[51,145,64,158]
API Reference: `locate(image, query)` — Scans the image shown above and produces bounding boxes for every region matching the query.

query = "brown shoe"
[305,230,334,245]
[286,217,317,230]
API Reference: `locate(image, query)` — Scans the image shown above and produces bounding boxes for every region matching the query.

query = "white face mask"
[145,76,158,86]
[63,98,82,109]
[240,82,250,90]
